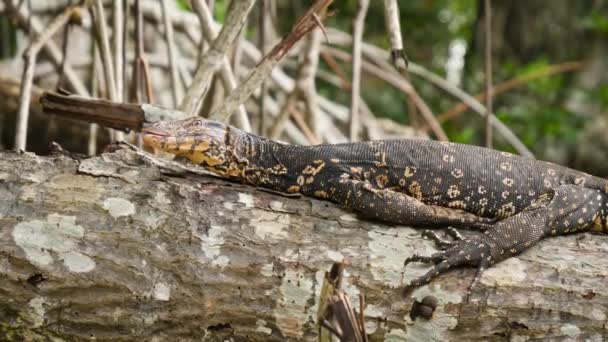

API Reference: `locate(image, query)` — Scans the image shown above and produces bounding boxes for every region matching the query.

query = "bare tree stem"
[484,0,493,148]
[161,0,182,107]
[14,5,81,151]
[180,0,257,117]
[349,0,369,142]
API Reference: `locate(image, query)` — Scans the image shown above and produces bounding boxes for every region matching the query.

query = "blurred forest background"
[0,0,607,176]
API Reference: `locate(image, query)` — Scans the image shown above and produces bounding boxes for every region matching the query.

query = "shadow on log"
[0,148,607,340]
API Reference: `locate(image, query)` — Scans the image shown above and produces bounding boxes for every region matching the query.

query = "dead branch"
[382,0,408,70]
[161,0,183,107]
[189,0,252,132]
[325,46,448,141]
[349,0,369,142]
[179,0,256,117]
[13,5,83,151]
[436,61,584,125]
[208,0,333,124]
[484,0,493,148]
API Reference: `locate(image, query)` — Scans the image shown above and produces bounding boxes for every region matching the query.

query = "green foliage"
[582,10,608,34]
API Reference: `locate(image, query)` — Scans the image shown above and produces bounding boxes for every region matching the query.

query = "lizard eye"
[192,120,203,127]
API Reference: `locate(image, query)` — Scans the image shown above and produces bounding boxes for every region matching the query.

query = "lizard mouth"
[141,127,174,149]
[141,127,171,137]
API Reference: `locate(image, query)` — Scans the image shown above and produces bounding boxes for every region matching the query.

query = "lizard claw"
[403,235,493,300]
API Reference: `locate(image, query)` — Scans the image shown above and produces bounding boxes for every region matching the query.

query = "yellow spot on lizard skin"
[297,176,305,186]
[374,152,387,167]
[500,162,512,171]
[574,177,586,186]
[448,201,467,209]
[287,185,300,193]
[305,176,315,184]
[350,166,363,174]
[403,167,416,178]
[330,158,340,163]
[376,175,389,188]
[503,178,514,187]
[314,191,329,199]
[451,169,464,178]
[447,185,460,198]
[302,161,325,175]
[409,181,423,200]
[399,179,406,187]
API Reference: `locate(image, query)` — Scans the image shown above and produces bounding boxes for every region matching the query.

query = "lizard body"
[142,118,608,299]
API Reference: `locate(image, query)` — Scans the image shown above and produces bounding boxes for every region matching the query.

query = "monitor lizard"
[141,117,608,300]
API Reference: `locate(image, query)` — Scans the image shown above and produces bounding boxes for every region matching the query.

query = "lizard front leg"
[325,178,494,229]
[402,185,604,301]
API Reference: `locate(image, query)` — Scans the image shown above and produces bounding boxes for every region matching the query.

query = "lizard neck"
[216,129,300,191]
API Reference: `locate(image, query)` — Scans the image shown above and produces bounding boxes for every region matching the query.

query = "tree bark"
[0,148,607,341]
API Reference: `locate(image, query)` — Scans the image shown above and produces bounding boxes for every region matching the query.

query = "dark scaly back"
[252,138,608,220]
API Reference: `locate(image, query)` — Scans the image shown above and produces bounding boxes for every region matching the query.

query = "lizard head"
[141,117,233,168]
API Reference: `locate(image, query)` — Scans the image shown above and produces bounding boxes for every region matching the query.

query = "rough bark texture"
[0,148,607,341]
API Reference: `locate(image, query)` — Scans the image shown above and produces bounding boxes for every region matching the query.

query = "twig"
[258,0,268,135]
[290,106,321,145]
[89,35,102,156]
[161,0,182,107]
[121,0,129,100]
[382,0,408,70]
[209,0,334,123]
[268,91,297,139]
[93,0,122,142]
[93,0,117,102]
[326,46,448,141]
[14,5,81,151]
[180,0,256,117]
[325,28,534,157]
[6,0,89,96]
[132,0,155,104]
[437,61,585,124]
[484,0,493,148]
[189,0,251,131]
[349,0,369,142]
[113,0,124,102]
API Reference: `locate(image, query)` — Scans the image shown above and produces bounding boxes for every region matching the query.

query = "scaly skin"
[142,117,608,300]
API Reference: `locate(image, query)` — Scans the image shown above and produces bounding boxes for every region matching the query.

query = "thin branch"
[132,0,154,104]
[113,0,124,102]
[382,0,408,70]
[484,0,493,148]
[437,61,585,124]
[209,0,334,123]
[349,0,369,142]
[6,0,89,96]
[258,0,268,135]
[93,0,117,102]
[14,5,81,151]
[326,46,448,141]
[291,106,321,145]
[161,0,182,107]
[325,28,534,158]
[190,0,251,131]
[180,0,257,117]
[93,0,122,142]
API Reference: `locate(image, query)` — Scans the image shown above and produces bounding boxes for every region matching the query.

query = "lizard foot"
[402,234,493,302]
[421,227,465,249]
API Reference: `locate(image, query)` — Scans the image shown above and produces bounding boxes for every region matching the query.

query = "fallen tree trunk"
[0,148,606,341]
